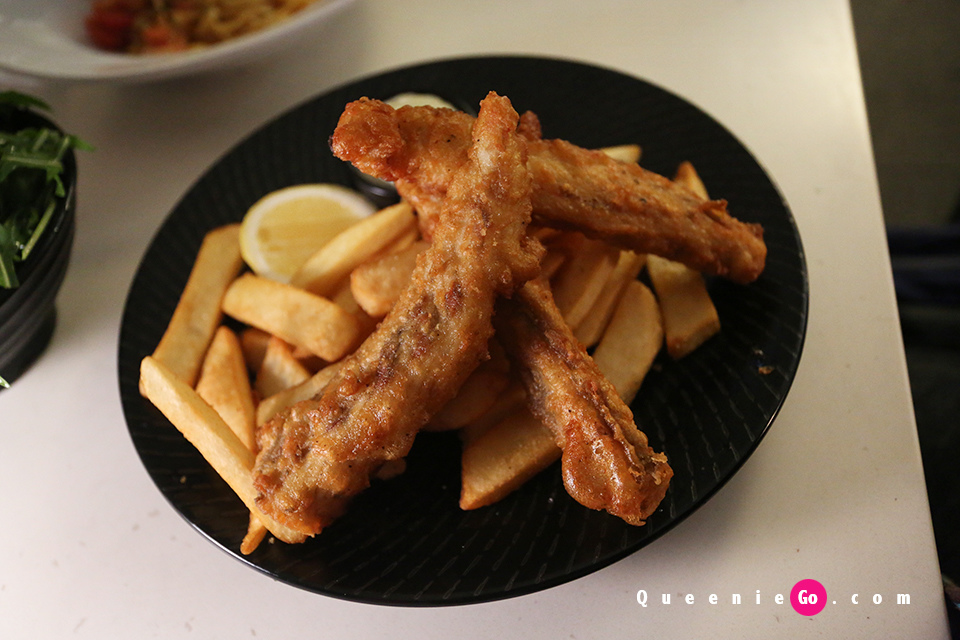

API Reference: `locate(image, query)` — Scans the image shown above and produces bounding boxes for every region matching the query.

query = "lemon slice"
[239,184,376,283]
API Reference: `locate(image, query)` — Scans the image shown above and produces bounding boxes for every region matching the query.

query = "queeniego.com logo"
[636,579,912,615]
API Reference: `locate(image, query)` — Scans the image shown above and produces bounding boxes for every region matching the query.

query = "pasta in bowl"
[0,0,356,81]
[85,0,324,53]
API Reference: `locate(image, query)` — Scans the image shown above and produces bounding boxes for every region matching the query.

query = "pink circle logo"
[791,579,827,616]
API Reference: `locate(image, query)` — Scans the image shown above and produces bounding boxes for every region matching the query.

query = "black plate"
[118,56,807,606]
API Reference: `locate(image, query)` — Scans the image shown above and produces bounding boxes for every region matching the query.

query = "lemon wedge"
[239,184,376,283]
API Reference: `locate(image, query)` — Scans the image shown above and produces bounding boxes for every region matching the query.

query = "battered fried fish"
[331,99,766,284]
[495,278,673,525]
[252,93,542,536]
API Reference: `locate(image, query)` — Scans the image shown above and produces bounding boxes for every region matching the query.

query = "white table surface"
[0,1,950,638]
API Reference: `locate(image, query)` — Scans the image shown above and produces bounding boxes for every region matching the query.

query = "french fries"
[194,327,268,554]
[457,382,528,445]
[646,255,720,359]
[196,326,256,451]
[350,240,428,317]
[573,250,646,347]
[646,161,721,359]
[600,143,642,164]
[139,356,306,545]
[240,515,269,556]
[330,282,379,346]
[222,273,360,362]
[550,233,620,328]
[674,160,707,197]
[256,362,341,426]
[150,224,244,387]
[593,280,664,403]
[460,407,559,510]
[427,340,512,431]
[239,327,271,373]
[291,200,417,296]
[254,336,311,398]
[141,153,742,549]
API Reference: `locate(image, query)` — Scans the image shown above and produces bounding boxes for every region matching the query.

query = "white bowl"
[0,0,356,82]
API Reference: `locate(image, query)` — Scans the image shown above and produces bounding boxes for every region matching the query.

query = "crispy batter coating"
[331,99,766,284]
[496,278,673,525]
[253,93,542,536]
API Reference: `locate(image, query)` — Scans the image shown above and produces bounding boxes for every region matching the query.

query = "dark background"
[851,0,960,634]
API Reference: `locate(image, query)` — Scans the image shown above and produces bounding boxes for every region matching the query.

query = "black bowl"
[0,110,77,385]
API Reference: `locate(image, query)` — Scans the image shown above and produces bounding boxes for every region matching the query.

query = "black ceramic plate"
[118,56,807,606]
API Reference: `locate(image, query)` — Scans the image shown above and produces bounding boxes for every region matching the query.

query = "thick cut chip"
[460,407,560,510]
[139,356,306,545]
[290,200,417,296]
[255,363,342,427]
[427,340,512,431]
[254,336,311,398]
[193,327,268,554]
[593,280,664,403]
[458,382,528,445]
[645,161,722,359]
[150,224,244,387]
[599,143,642,163]
[573,250,647,347]
[646,254,720,359]
[195,326,257,451]
[221,273,360,362]
[674,160,708,199]
[550,233,620,328]
[239,327,271,373]
[350,240,427,317]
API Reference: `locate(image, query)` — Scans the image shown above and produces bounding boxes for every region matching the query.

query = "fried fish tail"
[253,92,541,536]
[495,278,673,525]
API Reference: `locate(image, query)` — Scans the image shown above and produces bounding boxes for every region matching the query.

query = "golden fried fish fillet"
[495,278,673,525]
[331,99,766,284]
[252,92,542,536]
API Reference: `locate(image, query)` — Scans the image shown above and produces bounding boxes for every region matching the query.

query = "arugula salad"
[0,91,90,290]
